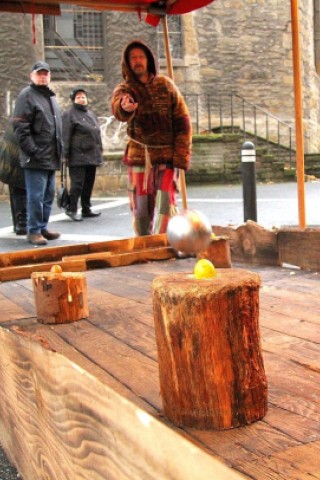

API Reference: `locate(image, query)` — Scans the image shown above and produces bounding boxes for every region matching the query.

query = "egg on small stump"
[167,209,212,255]
[194,259,217,279]
[50,265,63,273]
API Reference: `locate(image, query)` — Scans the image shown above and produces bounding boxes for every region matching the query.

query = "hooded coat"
[111,40,192,171]
[62,102,103,167]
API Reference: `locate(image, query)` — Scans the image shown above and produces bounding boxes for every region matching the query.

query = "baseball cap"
[32,61,51,73]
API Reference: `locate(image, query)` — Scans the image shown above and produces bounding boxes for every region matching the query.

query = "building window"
[43,4,104,81]
[157,15,183,61]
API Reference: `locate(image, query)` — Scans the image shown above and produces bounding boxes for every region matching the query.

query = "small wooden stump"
[32,271,89,324]
[197,236,232,267]
[152,268,268,430]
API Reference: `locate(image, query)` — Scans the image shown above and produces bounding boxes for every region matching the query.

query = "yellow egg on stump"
[50,265,63,273]
[194,259,217,279]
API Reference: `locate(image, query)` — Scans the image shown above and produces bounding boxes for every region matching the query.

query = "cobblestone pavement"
[0,447,21,480]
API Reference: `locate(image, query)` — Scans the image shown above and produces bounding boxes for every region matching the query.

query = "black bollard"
[241,141,257,222]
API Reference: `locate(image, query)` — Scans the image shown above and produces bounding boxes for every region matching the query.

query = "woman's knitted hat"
[70,87,87,101]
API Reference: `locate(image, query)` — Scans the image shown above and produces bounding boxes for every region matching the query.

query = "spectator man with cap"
[12,61,63,245]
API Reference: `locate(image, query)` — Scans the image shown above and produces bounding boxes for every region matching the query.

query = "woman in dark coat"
[62,87,103,221]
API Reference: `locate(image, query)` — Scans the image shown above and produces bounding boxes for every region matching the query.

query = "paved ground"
[0,449,20,479]
[1,181,320,253]
[0,180,320,478]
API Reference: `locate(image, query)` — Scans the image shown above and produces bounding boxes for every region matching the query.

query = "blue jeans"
[24,169,56,234]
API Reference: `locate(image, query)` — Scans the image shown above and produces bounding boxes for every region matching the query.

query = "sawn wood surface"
[0,258,319,479]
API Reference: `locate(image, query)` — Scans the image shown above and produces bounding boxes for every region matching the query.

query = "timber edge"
[0,233,231,282]
[0,326,246,480]
[212,220,320,271]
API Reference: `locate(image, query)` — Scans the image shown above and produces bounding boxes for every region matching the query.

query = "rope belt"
[129,137,171,190]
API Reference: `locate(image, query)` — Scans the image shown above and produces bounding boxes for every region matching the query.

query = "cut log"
[197,236,232,267]
[212,221,280,266]
[278,227,320,270]
[32,271,89,324]
[152,268,268,430]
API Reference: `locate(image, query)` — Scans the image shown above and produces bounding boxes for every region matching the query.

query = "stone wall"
[3,134,320,199]
[1,3,320,152]
[59,134,299,198]
[0,14,43,131]
[305,153,320,177]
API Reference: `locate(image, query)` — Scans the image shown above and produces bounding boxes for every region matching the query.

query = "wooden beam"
[0,234,168,268]
[0,259,87,282]
[0,325,246,480]
[290,0,306,228]
[63,246,177,269]
[212,221,280,266]
[0,0,155,15]
[0,244,90,268]
[278,227,320,270]
[161,15,188,211]
[87,233,169,253]
[0,1,60,14]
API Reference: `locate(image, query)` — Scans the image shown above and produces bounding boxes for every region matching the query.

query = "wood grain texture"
[278,227,320,270]
[212,221,280,266]
[63,246,177,269]
[152,269,267,429]
[197,236,232,267]
[0,234,232,282]
[32,271,89,324]
[0,260,319,479]
[0,244,89,268]
[0,326,245,480]
[0,259,87,282]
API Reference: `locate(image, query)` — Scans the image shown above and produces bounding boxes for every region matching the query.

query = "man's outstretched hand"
[121,94,138,113]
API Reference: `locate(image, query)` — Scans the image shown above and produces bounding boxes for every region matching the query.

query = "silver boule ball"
[167,209,212,255]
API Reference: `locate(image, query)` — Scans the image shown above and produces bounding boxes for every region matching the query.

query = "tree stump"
[152,268,268,430]
[32,271,89,324]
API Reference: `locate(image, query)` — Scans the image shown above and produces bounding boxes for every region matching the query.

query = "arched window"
[43,4,104,81]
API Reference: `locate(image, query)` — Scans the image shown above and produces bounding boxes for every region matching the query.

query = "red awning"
[0,0,215,21]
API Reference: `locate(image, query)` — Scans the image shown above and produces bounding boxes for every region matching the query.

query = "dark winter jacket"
[111,40,192,170]
[12,83,62,170]
[0,121,25,189]
[62,104,103,167]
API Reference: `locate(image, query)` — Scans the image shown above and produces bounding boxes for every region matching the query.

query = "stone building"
[0,1,320,152]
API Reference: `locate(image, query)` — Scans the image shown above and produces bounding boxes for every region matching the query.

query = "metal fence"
[183,92,308,166]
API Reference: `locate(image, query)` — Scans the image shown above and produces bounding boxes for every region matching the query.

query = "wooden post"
[152,268,268,430]
[161,15,188,211]
[32,271,89,324]
[291,0,306,228]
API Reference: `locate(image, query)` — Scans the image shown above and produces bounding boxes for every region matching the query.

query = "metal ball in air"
[167,209,212,255]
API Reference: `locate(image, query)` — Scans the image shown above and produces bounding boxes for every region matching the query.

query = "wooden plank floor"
[0,258,320,479]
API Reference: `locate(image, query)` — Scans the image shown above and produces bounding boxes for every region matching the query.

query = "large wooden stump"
[152,268,268,430]
[32,271,89,324]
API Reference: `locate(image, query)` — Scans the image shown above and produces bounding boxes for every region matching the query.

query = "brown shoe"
[27,233,48,246]
[41,229,61,240]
